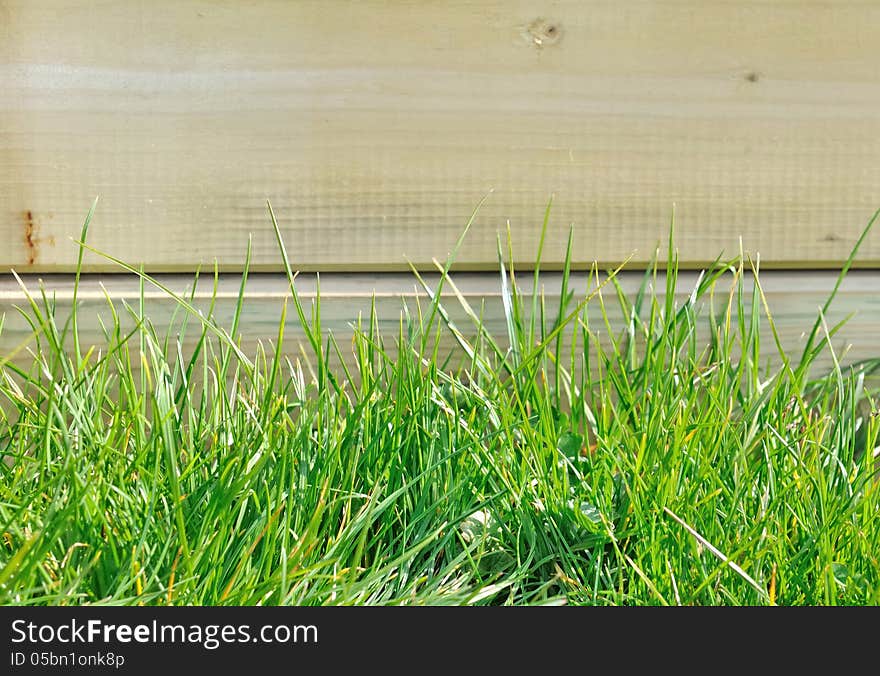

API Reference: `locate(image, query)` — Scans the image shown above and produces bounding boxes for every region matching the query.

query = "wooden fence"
[1,1,878,369]
[2,0,879,272]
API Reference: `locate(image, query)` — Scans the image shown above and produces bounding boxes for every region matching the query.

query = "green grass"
[1,201,878,606]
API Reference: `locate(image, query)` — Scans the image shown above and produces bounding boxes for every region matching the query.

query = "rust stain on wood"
[23,210,38,265]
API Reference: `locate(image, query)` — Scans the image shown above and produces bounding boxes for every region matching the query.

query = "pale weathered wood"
[2,271,878,380]
[1,1,879,272]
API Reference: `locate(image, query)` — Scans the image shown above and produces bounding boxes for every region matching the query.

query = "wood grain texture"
[2,271,878,380]
[2,1,880,271]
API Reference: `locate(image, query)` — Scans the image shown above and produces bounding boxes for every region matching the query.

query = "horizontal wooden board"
[2,1,880,271]
[2,271,878,381]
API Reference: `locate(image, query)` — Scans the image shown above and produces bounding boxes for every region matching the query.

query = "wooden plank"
[2,1,880,272]
[2,271,878,380]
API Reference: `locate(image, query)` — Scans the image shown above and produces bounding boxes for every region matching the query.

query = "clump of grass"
[0,202,878,606]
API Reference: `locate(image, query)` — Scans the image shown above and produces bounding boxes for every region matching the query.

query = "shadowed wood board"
[1,1,879,272]
[2,271,878,383]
